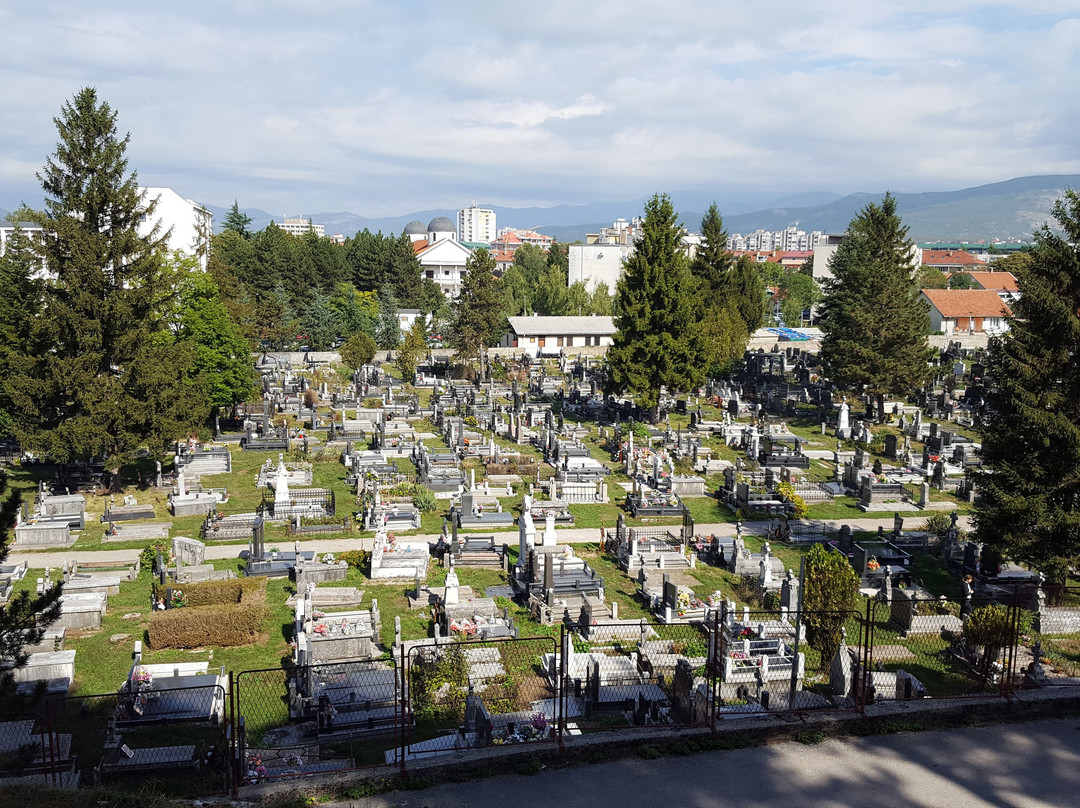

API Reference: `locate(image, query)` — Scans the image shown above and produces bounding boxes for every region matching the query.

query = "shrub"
[149,603,268,648]
[336,549,370,569]
[412,485,438,513]
[178,576,267,608]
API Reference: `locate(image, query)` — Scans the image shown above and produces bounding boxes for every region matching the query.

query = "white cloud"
[3,1,1080,214]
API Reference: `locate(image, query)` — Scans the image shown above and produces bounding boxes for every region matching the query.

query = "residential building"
[919,289,1011,335]
[568,243,634,293]
[502,315,616,356]
[458,203,496,245]
[921,249,985,271]
[3,185,211,274]
[139,186,213,271]
[811,234,922,282]
[965,271,1020,305]
[586,217,641,246]
[491,228,553,254]
[414,216,473,298]
[274,217,326,238]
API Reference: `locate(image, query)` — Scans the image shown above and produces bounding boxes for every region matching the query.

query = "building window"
[557,337,564,347]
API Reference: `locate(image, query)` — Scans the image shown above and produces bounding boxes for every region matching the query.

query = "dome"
[403,220,426,235]
[427,216,456,234]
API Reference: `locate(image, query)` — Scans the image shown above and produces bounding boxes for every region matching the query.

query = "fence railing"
[5,589,1072,795]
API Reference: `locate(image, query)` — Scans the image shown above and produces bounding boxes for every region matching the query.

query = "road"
[7,516,974,568]
[342,717,1080,808]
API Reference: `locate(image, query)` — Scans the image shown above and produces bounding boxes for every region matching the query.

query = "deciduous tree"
[450,247,504,381]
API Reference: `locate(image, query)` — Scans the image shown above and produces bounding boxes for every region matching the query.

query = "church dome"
[403,220,426,235]
[427,216,456,234]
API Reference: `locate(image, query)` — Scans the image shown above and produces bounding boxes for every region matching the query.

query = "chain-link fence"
[402,636,558,763]
[47,686,228,790]
[715,605,863,715]
[235,659,399,780]
[559,620,716,732]
[1024,585,1080,688]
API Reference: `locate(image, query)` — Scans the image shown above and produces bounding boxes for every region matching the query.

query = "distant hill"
[719,176,1080,242]
[203,175,1078,244]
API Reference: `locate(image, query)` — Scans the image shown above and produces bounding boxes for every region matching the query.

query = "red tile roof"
[965,271,1019,292]
[922,249,984,267]
[921,289,1012,318]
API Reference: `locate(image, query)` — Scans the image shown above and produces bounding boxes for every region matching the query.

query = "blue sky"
[2,1,1079,217]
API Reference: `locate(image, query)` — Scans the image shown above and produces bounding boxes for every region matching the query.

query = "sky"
[2,1,1080,218]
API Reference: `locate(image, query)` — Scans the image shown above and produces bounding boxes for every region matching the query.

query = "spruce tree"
[6,88,206,483]
[222,200,253,239]
[606,194,707,419]
[0,222,44,435]
[818,193,934,420]
[973,190,1080,580]
[376,283,401,349]
[450,248,504,382]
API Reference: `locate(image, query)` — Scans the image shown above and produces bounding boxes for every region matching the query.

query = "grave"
[368,529,429,581]
[12,650,75,695]
[244,519,315,578]
[55,592,108,630]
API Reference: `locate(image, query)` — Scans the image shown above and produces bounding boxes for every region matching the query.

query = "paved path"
[7,516,973,569]
[340,717,1080,808]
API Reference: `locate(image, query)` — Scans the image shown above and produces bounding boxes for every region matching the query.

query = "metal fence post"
[399,641,407,776]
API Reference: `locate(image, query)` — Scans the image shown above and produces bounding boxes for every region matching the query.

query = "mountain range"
[4,175,1077,244]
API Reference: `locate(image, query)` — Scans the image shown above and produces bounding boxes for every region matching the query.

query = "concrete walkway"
[7,516,973,569]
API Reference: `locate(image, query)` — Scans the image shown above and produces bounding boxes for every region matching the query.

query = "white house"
[413,216,475,298]
[503,315,616,356]
[919,289,1012,335]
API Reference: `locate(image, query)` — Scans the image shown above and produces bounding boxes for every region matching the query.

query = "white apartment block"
[568,243,633,293]
[729,227,824,254]
[458,203,496,244]
[139,186,213,271]
[3,186,212,274]
[274,217,326,238]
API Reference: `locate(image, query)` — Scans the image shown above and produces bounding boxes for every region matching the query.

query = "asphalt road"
[343,718,1080,808]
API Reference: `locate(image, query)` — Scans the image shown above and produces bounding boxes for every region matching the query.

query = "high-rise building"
[458,202,496,244]
[274,217,326,238]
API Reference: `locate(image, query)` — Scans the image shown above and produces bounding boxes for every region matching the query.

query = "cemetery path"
[6,516,975,568]
[340,716,1080,808]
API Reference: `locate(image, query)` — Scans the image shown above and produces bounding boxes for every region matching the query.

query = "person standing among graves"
[960,574,974,619]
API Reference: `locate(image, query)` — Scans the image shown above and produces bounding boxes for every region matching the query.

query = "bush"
[140,540,170,571]
[178,576,267,608]
[412,485,438,513]
[336,549,370,569]
[148,603,268,648]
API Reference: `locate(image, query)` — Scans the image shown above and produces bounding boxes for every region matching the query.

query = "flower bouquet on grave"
[281,752,303,767]
[313,623,328,635]
[867,558,881,571]
[131,666,153,689]
[171,589,186,608]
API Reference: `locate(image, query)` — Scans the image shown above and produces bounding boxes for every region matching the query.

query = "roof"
[922,249,984,267]
[403,220,426,235]
[920,289,1012,318]
[507,315,616,336]
[428,216,455,232]
[965,271,1019,292]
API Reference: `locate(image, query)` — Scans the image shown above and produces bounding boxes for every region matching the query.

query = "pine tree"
[0,222,44,435]
[376,283,401,349]
[5,88,206,483]
[450,248,504,382]
[0,470,63,703]
[818,193,934,420]
[222,200,253,239]
[973,190,1080,580]
[606,194,707,419]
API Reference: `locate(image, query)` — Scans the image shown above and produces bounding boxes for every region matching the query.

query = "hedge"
[176,576,267,608]
[149,602,268,649]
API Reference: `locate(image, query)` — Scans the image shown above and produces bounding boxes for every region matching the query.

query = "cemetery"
[2,346,1079,794]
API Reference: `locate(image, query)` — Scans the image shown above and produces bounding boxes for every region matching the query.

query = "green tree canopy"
[5,88,206,478]
[222,200,253,239]
[339,331,377,370]
[450,247,504,381]
[376,283,401,349]
[396,319,427,383]
[0,222,44,435]
[973,190,1080,581]
[606,194,709,418]
[948,271,979,290]
[801,543,860,670]
[778,270,822,327]
[915,265,949,289]
[818,193,934,420]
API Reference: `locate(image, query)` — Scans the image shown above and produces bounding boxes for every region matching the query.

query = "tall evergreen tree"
[222,200,253,239]
[0,222,44,435]
[5,88,206,483]
[376,283,401,349]
[450,248,504,382]
[818,193,934,420]
[606,194,707,419]
[973,190,1080,580]
[300,288,343,351]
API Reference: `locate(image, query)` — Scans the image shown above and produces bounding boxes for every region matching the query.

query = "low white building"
[503,315,616,356]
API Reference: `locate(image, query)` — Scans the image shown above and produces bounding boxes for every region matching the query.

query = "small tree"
[396,319,427,383]
[801,544,859,670]
[339,332,376,370]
